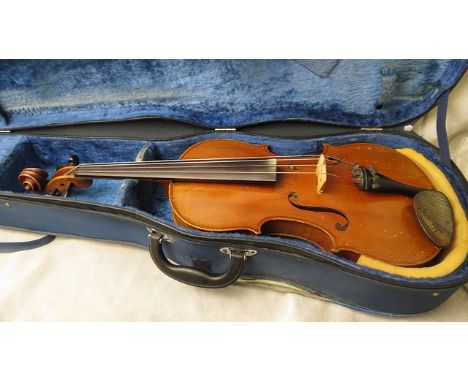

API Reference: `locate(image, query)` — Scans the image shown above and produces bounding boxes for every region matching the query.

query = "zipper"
[0,118,405,140]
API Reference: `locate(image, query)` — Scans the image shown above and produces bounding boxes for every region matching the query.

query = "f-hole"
[288,192,350,231]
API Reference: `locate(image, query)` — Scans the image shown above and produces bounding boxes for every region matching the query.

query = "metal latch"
[147,227,175,243]
[214,127,237,131]
[219,247,257,260]
[403,124,414,132]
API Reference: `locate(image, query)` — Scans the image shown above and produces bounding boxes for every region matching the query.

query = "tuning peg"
[56,154,80,171]
[68,155,80,166]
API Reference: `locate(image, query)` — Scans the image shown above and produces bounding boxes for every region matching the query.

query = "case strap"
[436,91,451,166]
[0,235,56,253]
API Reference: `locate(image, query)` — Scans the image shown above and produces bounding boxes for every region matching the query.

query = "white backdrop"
[0,74,467,322]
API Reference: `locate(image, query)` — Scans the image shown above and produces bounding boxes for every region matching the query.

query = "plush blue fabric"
[0,60,466,129]
[0,132,467,285]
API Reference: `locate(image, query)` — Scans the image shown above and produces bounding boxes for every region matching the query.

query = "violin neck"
[73,158,278,183]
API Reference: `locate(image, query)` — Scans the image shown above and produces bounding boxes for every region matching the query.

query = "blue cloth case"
[0,59,467,315]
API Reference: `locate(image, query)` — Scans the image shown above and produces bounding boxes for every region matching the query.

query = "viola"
[18,139,454,267]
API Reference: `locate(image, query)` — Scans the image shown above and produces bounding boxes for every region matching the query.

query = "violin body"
[170,139,438,266]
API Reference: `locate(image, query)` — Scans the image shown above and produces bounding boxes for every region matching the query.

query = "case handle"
[148,231,256,288]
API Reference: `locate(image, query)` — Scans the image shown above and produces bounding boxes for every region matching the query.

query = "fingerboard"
[73,158,278,183]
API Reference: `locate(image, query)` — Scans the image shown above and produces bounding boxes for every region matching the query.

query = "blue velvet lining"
[0,60,467,129]
[0,132,467,285]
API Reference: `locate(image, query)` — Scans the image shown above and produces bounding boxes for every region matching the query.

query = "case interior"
[1,59,467,130]
[0,131,466,283]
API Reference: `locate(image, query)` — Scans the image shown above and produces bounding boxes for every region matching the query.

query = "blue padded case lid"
[0,59,466,130]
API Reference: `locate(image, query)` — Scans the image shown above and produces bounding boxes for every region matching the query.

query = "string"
[74,170,357,183]
[75,160,355,175]
[75,168,354,177]
[64,154,359,185]
[75,165,352,176]
[73,154,353,167]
